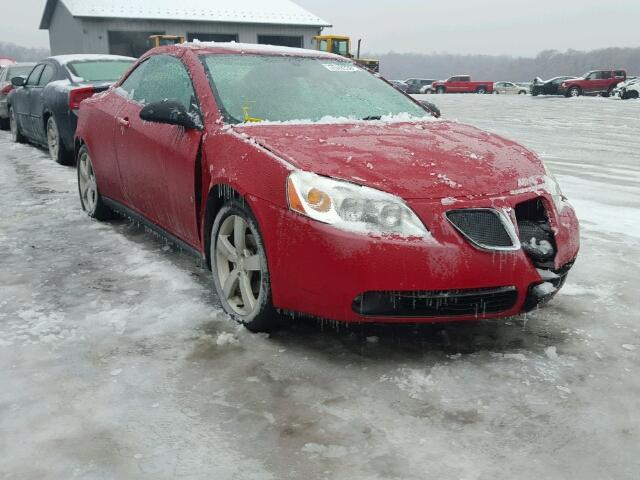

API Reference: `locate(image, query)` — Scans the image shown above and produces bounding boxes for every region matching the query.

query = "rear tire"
[47,116,73,165]
[9,107,25,143]
[77,144,111,220]
[211,201,278,333]
[629,90,639,99]
[519,90,527,95]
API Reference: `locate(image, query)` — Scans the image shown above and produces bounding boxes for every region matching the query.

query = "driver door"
[13,63,44,138]
[114,53,203,246]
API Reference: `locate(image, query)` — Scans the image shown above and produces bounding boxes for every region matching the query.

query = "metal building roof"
[40,0,331,29]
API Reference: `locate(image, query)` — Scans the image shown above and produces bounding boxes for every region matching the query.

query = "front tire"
[47,116,73,165]
[211,201,277,332]
[568,87,581,97]
[77,144,111,220]
[9,107,25,143]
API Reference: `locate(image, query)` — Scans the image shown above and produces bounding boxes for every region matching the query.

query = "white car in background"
[419,81,436,94]
[493,82,528,95]
[615,77,639,99]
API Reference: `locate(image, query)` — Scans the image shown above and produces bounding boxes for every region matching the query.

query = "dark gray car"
[8,54,134,164]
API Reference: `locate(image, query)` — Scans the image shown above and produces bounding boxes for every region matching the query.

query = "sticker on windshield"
[322,63,360,72]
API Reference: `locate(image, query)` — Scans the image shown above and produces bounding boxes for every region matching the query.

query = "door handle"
[117,117,130,128]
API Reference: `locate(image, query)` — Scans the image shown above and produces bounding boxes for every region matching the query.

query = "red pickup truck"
[558,70,626,97]
[431,75,494,94]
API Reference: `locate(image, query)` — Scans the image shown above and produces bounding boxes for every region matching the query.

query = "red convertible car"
[75,43,580,332]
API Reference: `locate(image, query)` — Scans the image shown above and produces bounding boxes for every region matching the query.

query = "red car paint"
[431,75,494,94]
[76,44,579,324]
[558,70,626,97]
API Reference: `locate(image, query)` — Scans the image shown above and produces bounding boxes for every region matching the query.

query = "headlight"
[286,171,428,237]
[541,162,569,212]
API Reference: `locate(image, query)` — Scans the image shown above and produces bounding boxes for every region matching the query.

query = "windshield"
[202,54,428,124]
[7,65,34,78]
[66,60,134,82]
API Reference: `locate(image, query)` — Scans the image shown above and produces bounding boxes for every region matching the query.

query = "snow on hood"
[233,120,547,200]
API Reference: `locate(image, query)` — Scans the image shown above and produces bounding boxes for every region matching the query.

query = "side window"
[119,59,149,98]
[601,71,612,79]
[26,64,45,86]
[121,55,197,112]
[38,64,55,86]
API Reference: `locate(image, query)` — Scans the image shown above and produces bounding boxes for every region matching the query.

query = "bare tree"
[0,42,50,62]
[376,47,640,81]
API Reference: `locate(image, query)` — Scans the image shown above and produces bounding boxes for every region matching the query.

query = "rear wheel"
[211,201,277,332]
[9,107,25,143]
[519,90,527,95]
[629,90,639,99]
[47,116,73,165]
[77,144,111,220]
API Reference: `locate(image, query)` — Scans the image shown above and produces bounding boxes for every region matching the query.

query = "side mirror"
[11,76,26,87]
[139,100,201,130]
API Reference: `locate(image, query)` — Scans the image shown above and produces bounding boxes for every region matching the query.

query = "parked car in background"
[431,76,494,94]
[75,43,578,332]
[0,62,35,129]
[404,78,435,94]
[613,77,639,99]
[8,54,135,164]
[617,78,639,99]
[558,70,626,97]
[530,76,576,96]
[493,82,528,95]
[389,80,409,93]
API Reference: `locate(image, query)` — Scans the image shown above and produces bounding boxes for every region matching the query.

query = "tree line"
[0,42,50,62]
[374,47,640,82]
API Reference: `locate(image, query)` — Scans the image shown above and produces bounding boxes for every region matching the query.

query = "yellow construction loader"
[148,35,186,48]
[313,35,380,72]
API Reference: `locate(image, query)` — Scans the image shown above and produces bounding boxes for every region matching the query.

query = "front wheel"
[47,116,73,165]
[211,201,277,332]
[568,87,581,97]
[77,144,111,220]
[519,90,527,95]
[9,107,25,143]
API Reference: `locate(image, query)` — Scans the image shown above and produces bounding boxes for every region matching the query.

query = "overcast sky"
[5,0,640,56]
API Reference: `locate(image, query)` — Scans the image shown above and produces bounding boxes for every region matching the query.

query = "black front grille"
[447,209,515,249]
[353,287,518,318]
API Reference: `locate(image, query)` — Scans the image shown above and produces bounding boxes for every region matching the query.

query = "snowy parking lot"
[1,94,639,479]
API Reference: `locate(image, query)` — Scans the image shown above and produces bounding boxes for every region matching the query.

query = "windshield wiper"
[362,115,382,121]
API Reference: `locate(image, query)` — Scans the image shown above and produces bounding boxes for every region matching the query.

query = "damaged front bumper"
[251,189,580,324]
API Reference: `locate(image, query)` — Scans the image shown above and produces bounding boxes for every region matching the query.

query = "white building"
[40,0,331,57]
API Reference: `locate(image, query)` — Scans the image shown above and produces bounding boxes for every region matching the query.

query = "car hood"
[234,121,547,200]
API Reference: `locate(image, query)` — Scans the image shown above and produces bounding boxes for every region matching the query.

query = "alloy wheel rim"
[215,215,262,316]
[571,89,579,97]
[47,119,59,160]
[78,152,98,214]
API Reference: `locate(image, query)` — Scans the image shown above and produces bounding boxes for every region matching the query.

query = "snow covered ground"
[1,95,639,479]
